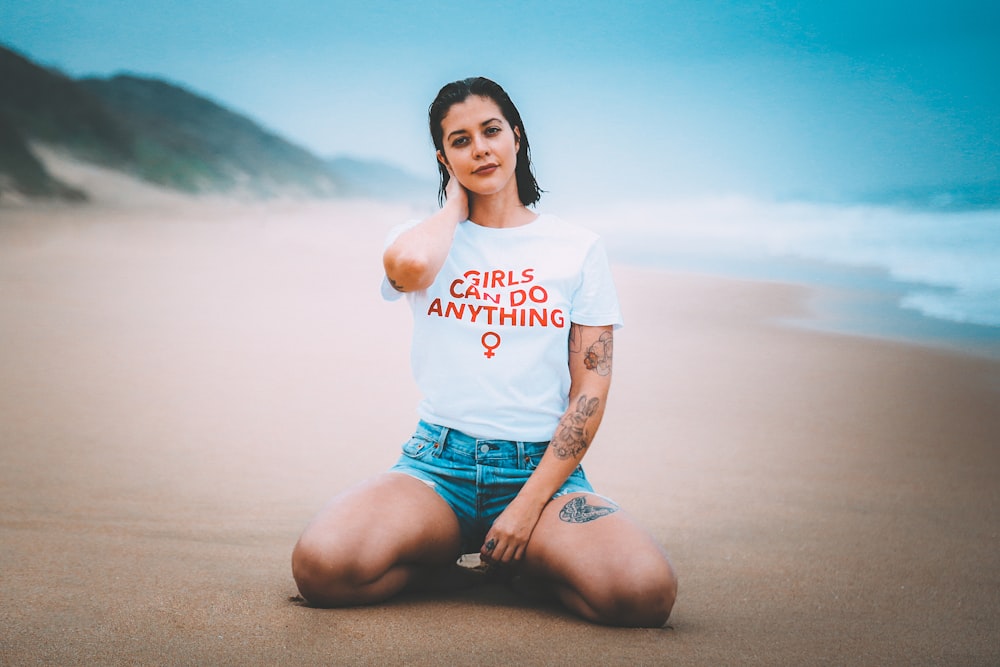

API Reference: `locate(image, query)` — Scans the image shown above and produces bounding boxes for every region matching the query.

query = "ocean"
[576,198,1000,359]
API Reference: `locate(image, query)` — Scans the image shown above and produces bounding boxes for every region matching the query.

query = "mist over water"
[571,196,1000,354]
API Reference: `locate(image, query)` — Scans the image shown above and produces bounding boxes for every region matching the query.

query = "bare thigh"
[292,472,462,606]
[522,492,677,627]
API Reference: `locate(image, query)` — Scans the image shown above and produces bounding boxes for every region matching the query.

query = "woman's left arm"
[480,323,614,564]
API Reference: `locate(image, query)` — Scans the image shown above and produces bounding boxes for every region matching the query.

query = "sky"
[2,0,998,209]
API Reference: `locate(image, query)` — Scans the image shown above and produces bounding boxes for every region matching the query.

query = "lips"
[474,164,499,175]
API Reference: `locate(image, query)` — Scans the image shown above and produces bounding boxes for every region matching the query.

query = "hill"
[325,156,435,203]
[78,75,341,197]
[0,44,133,201]
[0,44,345,202]
[0,113,87,201]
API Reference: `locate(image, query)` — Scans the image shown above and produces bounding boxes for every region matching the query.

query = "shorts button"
[480,444,490,454]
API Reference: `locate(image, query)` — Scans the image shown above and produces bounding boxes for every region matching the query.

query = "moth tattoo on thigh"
[558,495,620,523]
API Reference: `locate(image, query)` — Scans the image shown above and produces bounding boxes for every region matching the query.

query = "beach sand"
[1,190,998,665]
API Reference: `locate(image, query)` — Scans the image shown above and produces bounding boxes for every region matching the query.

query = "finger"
[481,536,498,560]
[484,537,515,565]
[495,542,518,565]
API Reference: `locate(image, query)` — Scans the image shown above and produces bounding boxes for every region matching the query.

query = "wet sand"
[1,195,998,665]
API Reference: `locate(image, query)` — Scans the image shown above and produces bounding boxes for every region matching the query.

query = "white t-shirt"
[381,214,623,441]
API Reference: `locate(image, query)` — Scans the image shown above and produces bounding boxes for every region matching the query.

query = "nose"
[471,135,490,157]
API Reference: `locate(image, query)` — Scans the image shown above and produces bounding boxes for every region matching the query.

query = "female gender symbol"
[481,331,501,358]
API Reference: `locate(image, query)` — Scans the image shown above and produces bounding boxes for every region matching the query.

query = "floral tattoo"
[569,325,613,376]
[583,331,613,376]
[552,395,600,460]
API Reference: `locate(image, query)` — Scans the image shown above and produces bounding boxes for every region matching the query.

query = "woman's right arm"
[382,174,468,293]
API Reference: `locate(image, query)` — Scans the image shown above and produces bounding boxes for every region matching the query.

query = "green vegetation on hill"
[0,113,86,200]
[0,43,342,201]
[0,46,134,168]
[79,75,341,196]
[0,43,433,204]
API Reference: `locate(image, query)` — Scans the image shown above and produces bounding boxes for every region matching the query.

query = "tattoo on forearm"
[583,331,613,376]
[552,395,600,460]
[387,276,405,292]
[558,495,620,523]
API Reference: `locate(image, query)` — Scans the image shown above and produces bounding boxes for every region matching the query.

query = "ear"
[437,150,449,166]
[514,127,521,149]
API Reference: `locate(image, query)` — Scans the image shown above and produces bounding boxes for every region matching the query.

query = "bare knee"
[291,534,342,606]
[291,474,463,607]
[579,554,678,628]
[291,533,386,607]
[612,559,678,627]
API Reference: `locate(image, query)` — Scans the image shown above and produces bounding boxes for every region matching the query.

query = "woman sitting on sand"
[291,77,677,627]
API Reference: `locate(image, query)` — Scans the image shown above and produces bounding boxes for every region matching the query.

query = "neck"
[468,188,535,229]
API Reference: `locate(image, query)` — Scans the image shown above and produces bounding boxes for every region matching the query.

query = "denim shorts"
[389,420,595,551]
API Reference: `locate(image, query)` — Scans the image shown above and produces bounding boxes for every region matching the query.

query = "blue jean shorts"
[389,420,595,551]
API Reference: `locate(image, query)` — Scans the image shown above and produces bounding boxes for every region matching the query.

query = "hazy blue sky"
[2,1,997,207]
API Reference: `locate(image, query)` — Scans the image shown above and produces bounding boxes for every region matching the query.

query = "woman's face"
[438,95,521,200]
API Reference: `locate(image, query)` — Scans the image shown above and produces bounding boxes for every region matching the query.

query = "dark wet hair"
[429,77,542,207]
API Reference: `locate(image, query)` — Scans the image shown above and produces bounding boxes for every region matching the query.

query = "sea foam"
[577,197,1000,332]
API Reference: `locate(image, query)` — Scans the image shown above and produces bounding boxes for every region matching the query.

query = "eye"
[484,126,501,136]
[451,136,470,148]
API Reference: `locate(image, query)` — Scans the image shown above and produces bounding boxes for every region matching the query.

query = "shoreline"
[609,250,1000,362]
[575,196,1000,361]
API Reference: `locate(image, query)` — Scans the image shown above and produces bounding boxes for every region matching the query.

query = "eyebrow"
[446,117,504,141]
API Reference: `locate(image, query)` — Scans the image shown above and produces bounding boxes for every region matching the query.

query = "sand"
[1,187,999,665]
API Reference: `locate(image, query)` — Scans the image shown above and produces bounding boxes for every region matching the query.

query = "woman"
[292,77,677,627]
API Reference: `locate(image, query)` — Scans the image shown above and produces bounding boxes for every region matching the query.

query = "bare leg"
[291,472,461,607]
[521,493,678,627]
